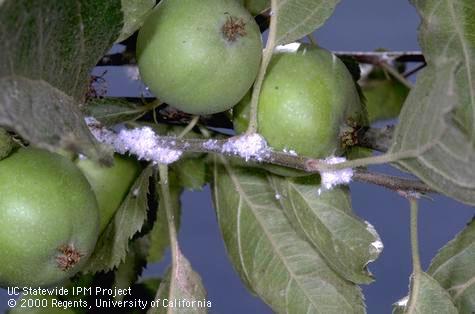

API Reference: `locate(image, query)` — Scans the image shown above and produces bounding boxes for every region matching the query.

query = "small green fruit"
[244,0,270,15]
[234,43,363,158]
[76,154,141,232]
[362,79,408,123]
[137,0,263,115]
[0,148,99,287]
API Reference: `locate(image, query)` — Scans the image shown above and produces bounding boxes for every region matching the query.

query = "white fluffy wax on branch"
[86,117,182,164]
[319,156,354,192]
[85,118,355,185]
[221,133,270,161]
[114,127,183,164]
[203,134,270,161]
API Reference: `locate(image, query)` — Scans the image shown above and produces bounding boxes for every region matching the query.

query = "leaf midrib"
[446,0,475,140]
[221,157,325,313]
[289,180,373,253]
[430,241,475,279]
[451,275,475,300]
[73,0,86,96]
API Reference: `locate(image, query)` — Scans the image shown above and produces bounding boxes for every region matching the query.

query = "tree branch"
[87,120,434,195]
[380,61,414,89]
[353,169,434,194]
[333,51,425,64]
[96,51,425,67]
[404,62,427,78]
[109,102,234,129]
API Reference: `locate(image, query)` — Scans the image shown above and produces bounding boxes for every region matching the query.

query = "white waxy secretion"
[222,133,269,161]
[86,117,182,164]
[318,156,354,194]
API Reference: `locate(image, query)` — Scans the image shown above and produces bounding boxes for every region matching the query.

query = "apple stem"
[380,61,414,89]
[246,0,279,134]
[177,115,200,139]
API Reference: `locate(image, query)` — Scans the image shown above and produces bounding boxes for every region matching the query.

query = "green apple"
[234,43,363,158]
[76,154,141,232]
[0,148,99,287]
[362,79,408,123]
[137,0,262,115]
[244,0,270,15]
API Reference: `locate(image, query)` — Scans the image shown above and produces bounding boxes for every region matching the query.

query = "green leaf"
[428,219,475,312]
[392,61,475,203]
[114,236,150,301]
[211,157,365,313]
[172,156,208,191]
[0,0,122,161]
[85,165,153,273]
[274,0,340,45]
[149,248,208,314]
[389,0,475,205]
[0,0,123,101]
[402,272,458,314]
[269,175,382,284]
[116,0,155,43]
[84,98,150,126]
[0,77,111,163]
[148,171,182,263]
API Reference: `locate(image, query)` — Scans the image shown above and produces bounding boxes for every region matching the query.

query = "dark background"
[1,1,474,313]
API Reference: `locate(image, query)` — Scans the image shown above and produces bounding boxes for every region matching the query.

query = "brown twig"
[380,61,413,89]
[404,62,427,78]
[334,51,425,64]
[97,51,425,67]
[88,119,434,195]
[353,169,434,194]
